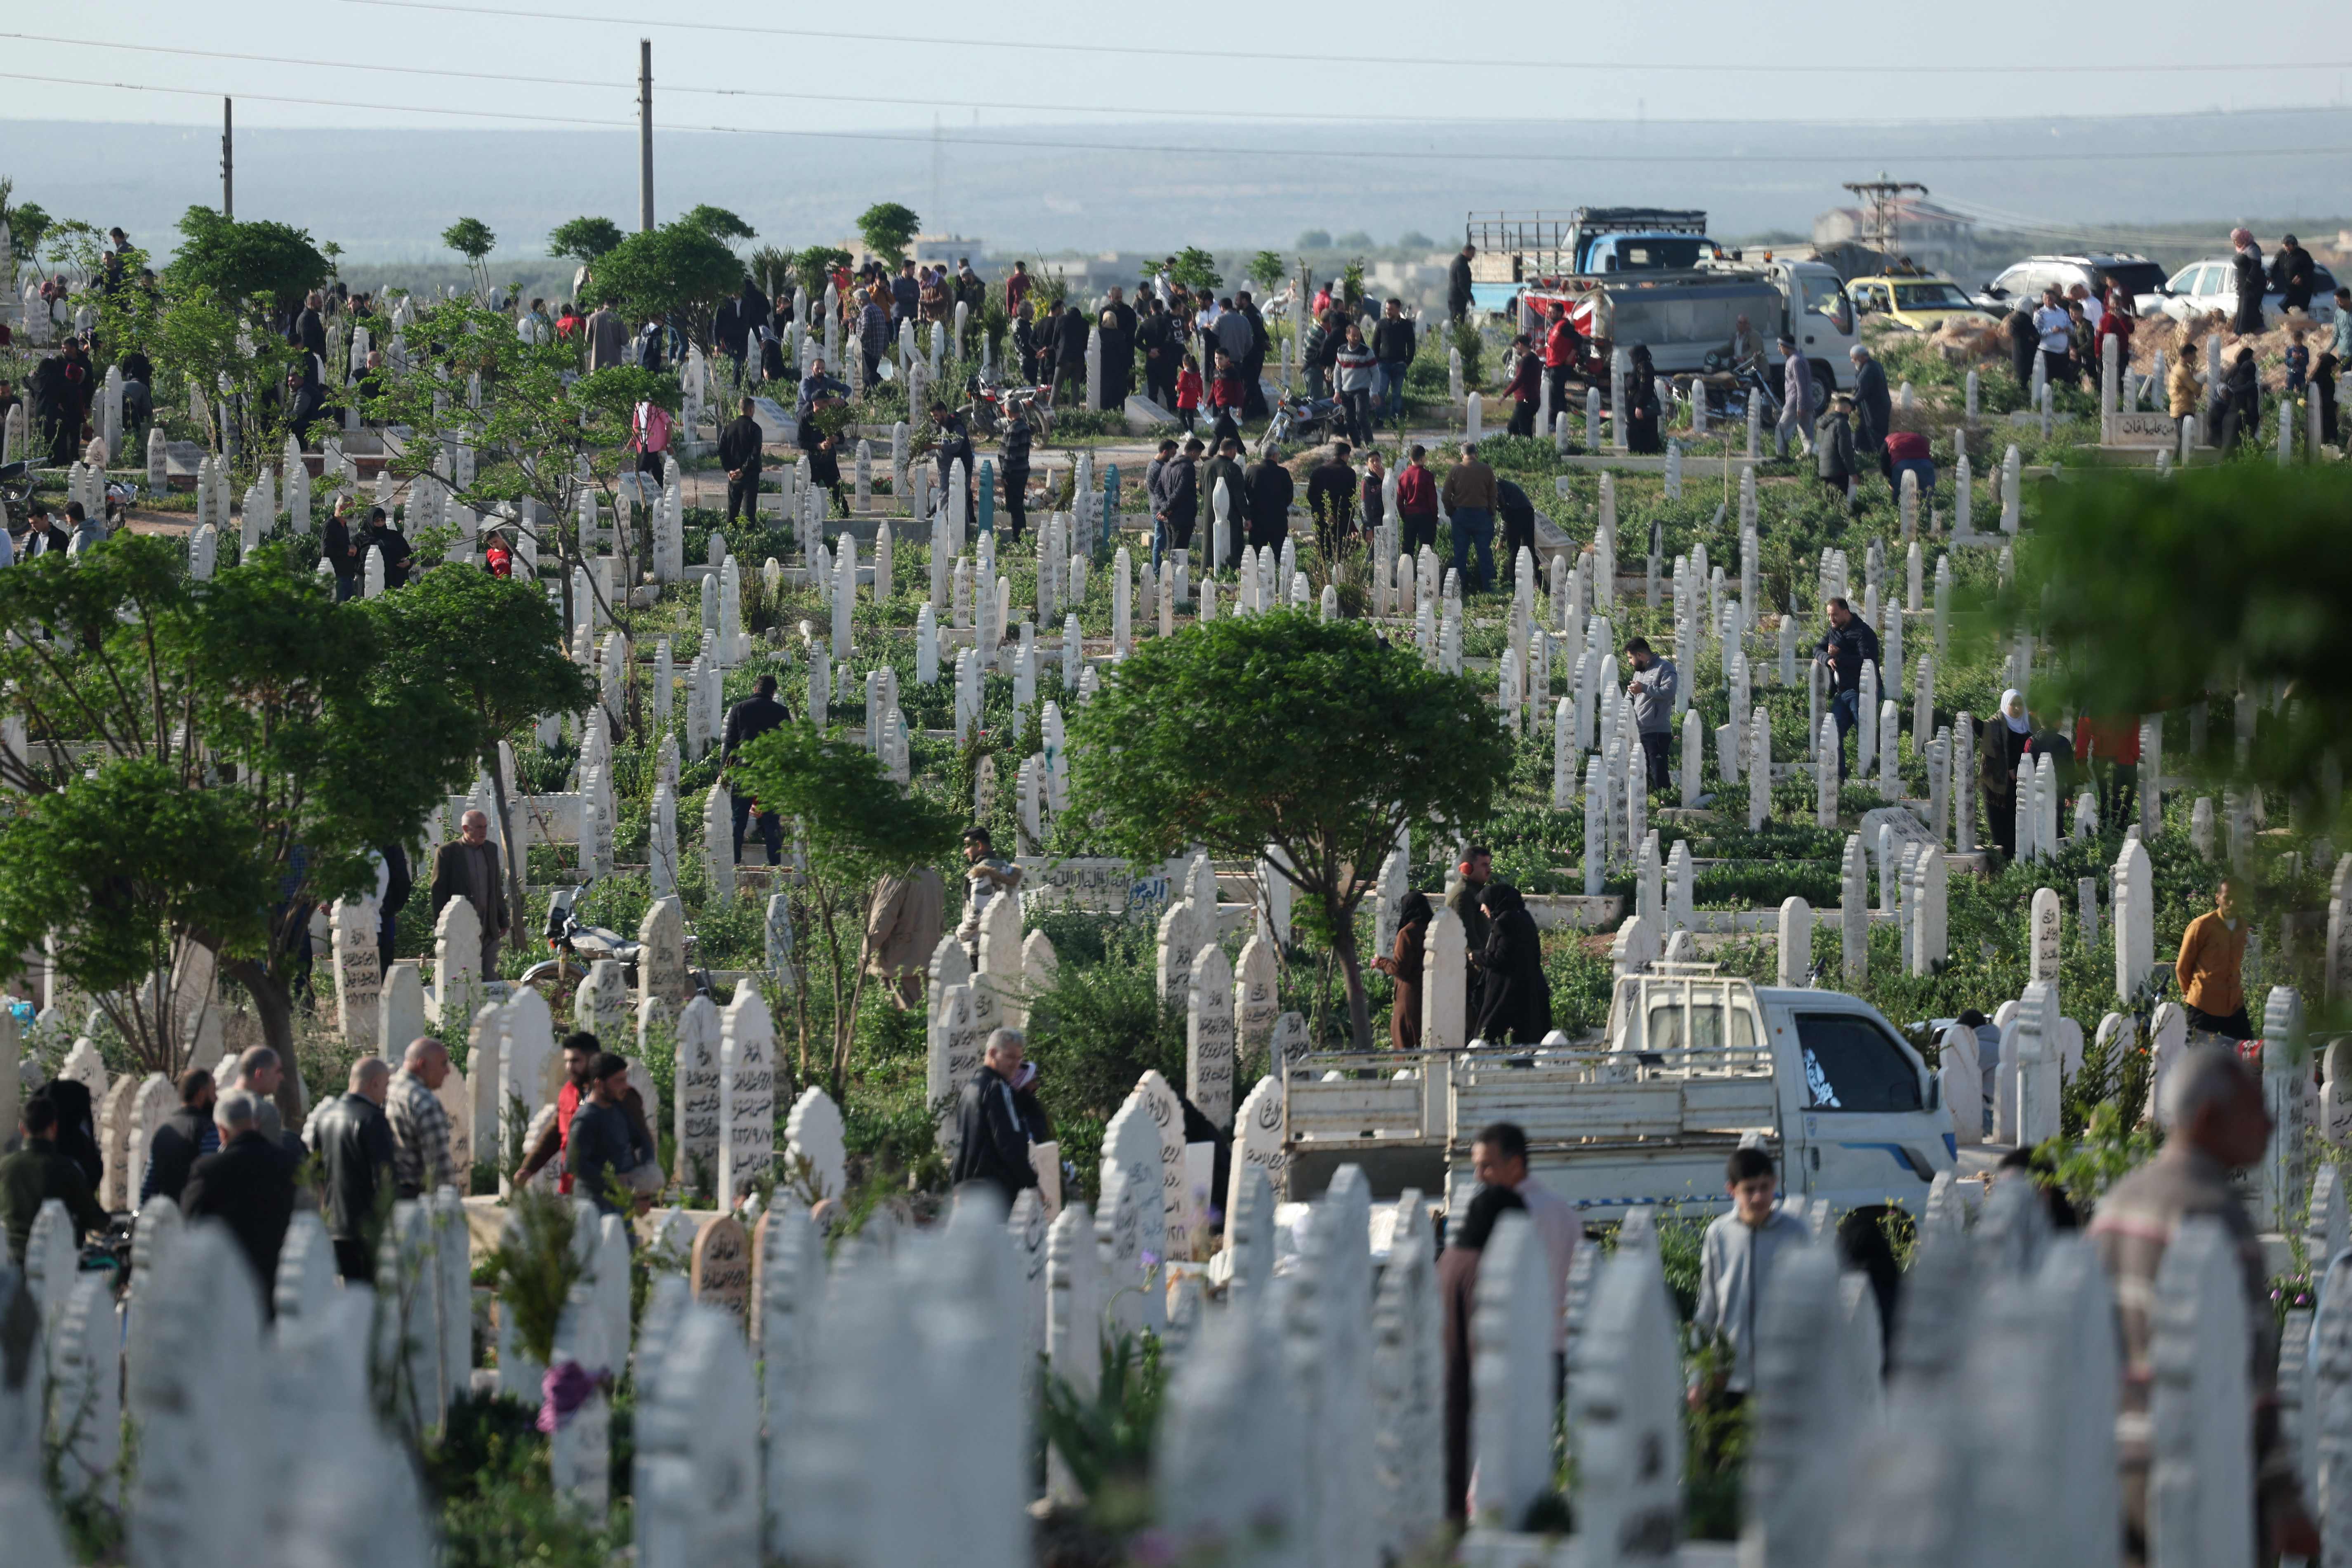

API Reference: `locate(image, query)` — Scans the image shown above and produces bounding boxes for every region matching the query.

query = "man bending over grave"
[950,1028,1039,1202]
[516,1031,659,1195]
[2091,1047,2315,1563]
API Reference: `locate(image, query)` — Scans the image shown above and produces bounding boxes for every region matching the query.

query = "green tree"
[166,205,330,315]
[1168,247,1221,292]
[358,294,677,627]
[0,540,479,1106]
[2021,464,2352,816]
[546,215,625,264]
[793,245,852,302]
[727,722,963,1098]
[1397,231,1435,250]
[1335,231,1374,250]
[0,181,51,290]
[442,217,498,299]
[364,568,597,953]
[1248,250,1287,294]
[593,219,746,343]
[1297,229,1332,250]
[681,205,756,247]
[855,203,921,265]
[1065,612,1510,1048]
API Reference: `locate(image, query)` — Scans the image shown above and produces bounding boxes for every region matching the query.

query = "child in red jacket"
[1174,361,1202,431]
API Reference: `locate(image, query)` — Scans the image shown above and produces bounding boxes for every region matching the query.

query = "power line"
[10,70,2352,169]
[337,0,2352,76]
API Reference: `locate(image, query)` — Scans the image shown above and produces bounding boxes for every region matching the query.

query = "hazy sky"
[7,0,2352,133]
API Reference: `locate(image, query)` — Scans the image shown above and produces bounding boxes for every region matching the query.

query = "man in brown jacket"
[1440,441,1498,593]
[585,299,627,372]
[2175,876,2251,1039]
[2090,1047,2316,1564]
[865,867,946,1007]
[430,809,508,977]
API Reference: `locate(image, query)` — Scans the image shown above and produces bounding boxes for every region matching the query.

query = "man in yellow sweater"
[2176,876,2251,1040]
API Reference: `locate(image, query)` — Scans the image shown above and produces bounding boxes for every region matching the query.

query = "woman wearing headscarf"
[1440,1182,1528,1523]
[1373,891,1433,1052]
[2229,227,2266,336]
[1980,689,2032,863]
[1473,883,1552,1045]
[1624,343,1663,454]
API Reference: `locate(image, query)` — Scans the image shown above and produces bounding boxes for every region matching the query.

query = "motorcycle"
[1262,389,1344,455]
[520,880,716,1001]
[962,373,1053,441]
[1702,347,1826,424]
[0,460,36,532]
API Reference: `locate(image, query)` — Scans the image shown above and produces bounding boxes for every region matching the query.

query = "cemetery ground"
[5,267,2352,1565]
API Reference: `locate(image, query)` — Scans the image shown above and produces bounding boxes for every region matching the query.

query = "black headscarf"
[38,1078,104,1192]
[1398,890,1435,929]
[1449,1182,1527,1251]
[1478,881,1524,918]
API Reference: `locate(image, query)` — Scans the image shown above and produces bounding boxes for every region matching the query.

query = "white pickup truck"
[1280,965,1955,1222]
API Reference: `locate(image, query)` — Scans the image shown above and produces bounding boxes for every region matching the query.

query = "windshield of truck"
[1794,1013,1922,1112]
[1892,282,1974,310]
[1608,237,1708,272]
[1643,990,1760,1056]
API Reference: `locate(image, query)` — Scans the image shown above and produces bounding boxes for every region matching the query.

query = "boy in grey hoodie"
[1623,637,1679,792]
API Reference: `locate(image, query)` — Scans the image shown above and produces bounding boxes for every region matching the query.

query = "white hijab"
[1998,689,2031,734]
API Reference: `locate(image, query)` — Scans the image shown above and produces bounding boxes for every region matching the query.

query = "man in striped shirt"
[386,1036,458,1200]
[2089,1047,2315,1563]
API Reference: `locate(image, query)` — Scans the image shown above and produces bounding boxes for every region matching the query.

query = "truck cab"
[1277,966,1951,1224]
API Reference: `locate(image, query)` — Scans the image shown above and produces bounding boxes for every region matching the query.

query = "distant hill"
[12,109,2350,265]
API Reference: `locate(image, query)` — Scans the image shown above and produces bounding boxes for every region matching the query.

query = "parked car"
[2150,257,2339,328]
[1975,253,2172,315]
[1846,273,2001,332]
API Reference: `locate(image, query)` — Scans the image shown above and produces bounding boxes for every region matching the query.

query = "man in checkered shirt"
[386,1037,457,1200]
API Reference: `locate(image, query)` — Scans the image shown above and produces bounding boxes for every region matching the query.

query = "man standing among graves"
[223,1046,297,1151]
[1306,441,1358,557]
[1811,597,1880,780]
[956,826,1023,967]
[1101,286,1138,406]
[1052,300,1089,407]
[431,809,508,977]
[1471,1122,1578,1382]
[2230,228,2267,335]
[0,1094,110,1264]
[1373,298,1417,431]
[515,1033,648,1194]
[1622,637,1679,792]
[1848,343,1890,462]
[1448,241,1476,323]
[358,506,413,591]
[1245,443,1295,556]
[1440,1180,1523,1522]
[182,1090,297,1311]
[1200,436,1251,571]
[564,1052,655,1216]
[1148,435,1200,572]
[718,396,765,526]
[2175,877,2252,1041]
[1543,303,1583,422]
[139,1067,219,1206]
[930,400,974,515]
[1446,842,1494,1034]
[2034,286,2076,388]
[723,674,794,865]
[1505,333,1542,437]
[2092,1047,2317,1563]
[999,401,1033,544]
[950,1028,1040,1201]
[1441,441,1499,593]
[1774,334,1814,458]
[1136,295,1178,410]
[1689,1147,1807,1409]
[1395,444,1438,557]
[306,1057,396,1282]
[323,495,363,601]
[586,298,627,372]
[385,1037,457,1200]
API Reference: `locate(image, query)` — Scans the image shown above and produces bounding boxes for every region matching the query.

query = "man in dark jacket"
[1495,477,1536,566]
[1449,243,1476,322]
[141,1067,220,1207]
[950,1028,1039,1202]
[0,1094,111,1263]
[1237,291,1272,420]
[1812,596,1881,780]
[430,809,507,975]
[1505,335,1542,437]
[1372,300,1417,431]
[722,674,794,863]
[323,496,362,602]
[182,1090,297,1312]
[1306,441,1357,557]
[717,397,766,524]
[1100,287,1137,405]
[1136,297,1178,410]
[1053,303,1089,405]
[2270,233,2317,315]
[930,401,975,508]
[359,507,413,590]
[1245,446,1295,553]
[1148,436,1200,570]
[1849,344,1891,457]
[2005,306,2038,391]
[1200,436,1251,570]
[890,260,921,325]
[999,406,1033,544]
[306,1058,396,1281]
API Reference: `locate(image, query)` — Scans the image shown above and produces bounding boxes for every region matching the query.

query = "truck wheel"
[1808,361,1836,415]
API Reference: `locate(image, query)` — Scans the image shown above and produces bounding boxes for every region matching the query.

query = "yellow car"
[1845,274,1999,332]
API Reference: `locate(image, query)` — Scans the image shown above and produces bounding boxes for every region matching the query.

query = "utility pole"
[1842,175,1926,267]
[221,97,234,218]
[637,40,654,232]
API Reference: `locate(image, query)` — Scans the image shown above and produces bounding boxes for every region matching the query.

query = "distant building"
[841,232,988,271]
[1811,198,1975,275]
